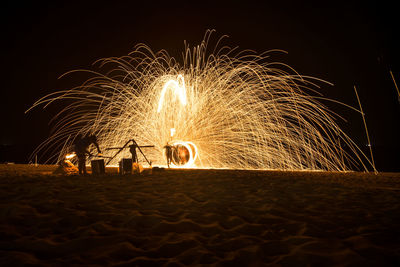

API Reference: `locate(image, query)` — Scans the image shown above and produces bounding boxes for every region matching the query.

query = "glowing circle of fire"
[28,30,373,171]
[170,141,198,167]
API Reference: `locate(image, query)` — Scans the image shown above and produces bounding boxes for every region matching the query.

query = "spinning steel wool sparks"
[28,31,372,171]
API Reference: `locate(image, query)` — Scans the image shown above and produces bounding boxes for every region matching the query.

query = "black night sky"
[2,1,399,171]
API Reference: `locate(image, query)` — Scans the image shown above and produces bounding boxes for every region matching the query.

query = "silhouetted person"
[164,143,173,168]
[129,144,138,164]
[73,134,102,175]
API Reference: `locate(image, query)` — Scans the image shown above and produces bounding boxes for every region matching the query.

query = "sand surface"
[0,164,399,266]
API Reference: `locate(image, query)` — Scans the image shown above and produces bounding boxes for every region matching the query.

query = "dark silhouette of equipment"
[91,159,105,175]
[106,139,154,166]
[119,158,133,175]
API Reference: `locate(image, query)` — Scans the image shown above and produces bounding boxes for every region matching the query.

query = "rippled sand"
[0,164,399,266]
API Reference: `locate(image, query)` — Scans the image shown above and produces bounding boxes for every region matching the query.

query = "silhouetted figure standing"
[129,144,138,164]
[73,134,102,175]
[164,143,173,168]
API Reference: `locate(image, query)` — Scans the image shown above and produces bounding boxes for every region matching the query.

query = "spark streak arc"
[157,74,187,113]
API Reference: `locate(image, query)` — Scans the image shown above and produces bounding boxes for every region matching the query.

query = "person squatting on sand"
[73,134,102,175]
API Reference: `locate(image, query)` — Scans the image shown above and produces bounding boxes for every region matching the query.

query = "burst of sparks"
[28,30,372,171]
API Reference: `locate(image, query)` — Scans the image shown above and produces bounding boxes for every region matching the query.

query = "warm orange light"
[170,140,198,168]
[65,153,76,159]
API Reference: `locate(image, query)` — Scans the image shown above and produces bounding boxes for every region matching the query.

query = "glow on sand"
[28,31,373,171]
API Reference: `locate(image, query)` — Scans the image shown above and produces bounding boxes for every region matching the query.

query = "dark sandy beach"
[0,164,399,266]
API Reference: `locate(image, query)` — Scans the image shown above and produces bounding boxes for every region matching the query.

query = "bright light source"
[65,153,76,159]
